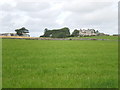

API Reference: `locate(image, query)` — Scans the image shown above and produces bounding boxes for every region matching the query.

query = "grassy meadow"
[68,36,118,40]
[2,37,118,88]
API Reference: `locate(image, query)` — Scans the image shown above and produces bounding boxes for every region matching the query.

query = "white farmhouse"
[79,29,99,37]
[0,33,18,36]
[0,33,30,37]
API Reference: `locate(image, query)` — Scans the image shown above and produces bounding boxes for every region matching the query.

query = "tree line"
[15,27,106,38]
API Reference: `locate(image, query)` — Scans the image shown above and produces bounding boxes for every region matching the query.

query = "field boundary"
[0,36,117,41]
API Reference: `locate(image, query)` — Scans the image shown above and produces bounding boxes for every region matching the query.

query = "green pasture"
[2,38,118,88]
[68,36,118,40]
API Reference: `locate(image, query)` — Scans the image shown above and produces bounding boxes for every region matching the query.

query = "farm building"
[0,33,30,37]
[79,29,99,36]
[71,29,109,37]
[71,29,99,37]
[0,33,18,36]
[0,27,30,37]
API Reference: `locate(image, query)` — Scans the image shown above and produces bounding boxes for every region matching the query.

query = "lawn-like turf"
[68,36,118,40]
[2,39,118,88]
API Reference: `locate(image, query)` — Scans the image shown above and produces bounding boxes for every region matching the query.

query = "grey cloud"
[27,8,62,19]
[16,2,51,12]
[60,2,118,34]
[0,0,118,36]
[63,2,113,13]
[0,3,14,11]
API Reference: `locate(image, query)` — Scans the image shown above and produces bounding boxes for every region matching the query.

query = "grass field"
[68,36,118,40]
[2,38,118,88]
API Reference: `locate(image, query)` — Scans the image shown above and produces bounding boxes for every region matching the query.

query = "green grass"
[2,38,118,88]
[68,36,118,40]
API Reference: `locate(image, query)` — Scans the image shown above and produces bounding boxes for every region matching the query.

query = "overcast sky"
[0,0,119,37]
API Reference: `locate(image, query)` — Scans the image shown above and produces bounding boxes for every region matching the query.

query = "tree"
[15,27,29,36]
[42,27,70,38]
[71,29,79,37]
[52,32,66,38]
[95,30,99,36]
[96,30,99,33]
[44,30,52,37]
[44,28,48,33]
